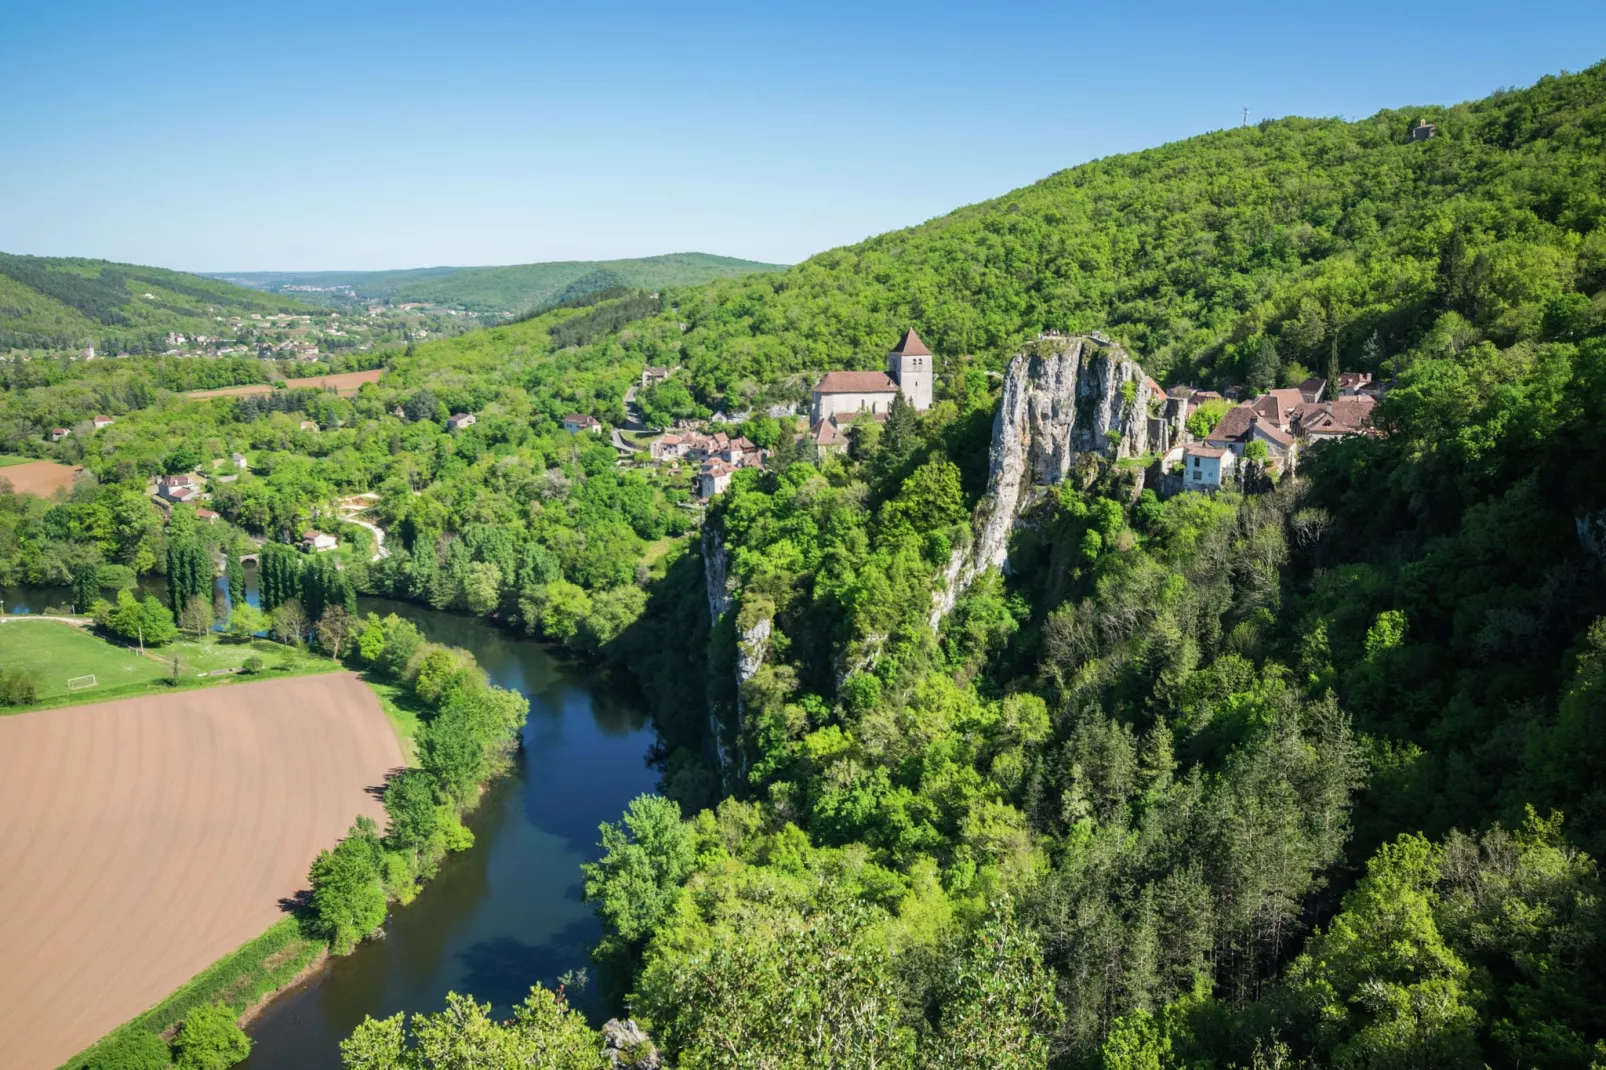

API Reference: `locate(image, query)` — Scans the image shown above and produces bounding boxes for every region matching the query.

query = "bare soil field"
[187,368,384,399]
[0,673,403,1070]
[0,459,81,498]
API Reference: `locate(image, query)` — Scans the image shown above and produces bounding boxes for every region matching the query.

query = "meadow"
[0,620,336,711]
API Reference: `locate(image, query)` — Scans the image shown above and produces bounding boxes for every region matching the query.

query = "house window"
[1193,470,1202,480]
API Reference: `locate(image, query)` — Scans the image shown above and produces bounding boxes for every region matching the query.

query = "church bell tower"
[887,328,933,411]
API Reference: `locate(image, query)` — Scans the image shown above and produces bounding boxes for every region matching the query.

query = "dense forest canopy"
[9,62,1606,1070]
[609,63,1606,412]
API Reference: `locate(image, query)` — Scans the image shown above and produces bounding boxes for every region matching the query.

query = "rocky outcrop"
[932,335,1156,627]
[737,614,773,685]
[601,1018,662,1068]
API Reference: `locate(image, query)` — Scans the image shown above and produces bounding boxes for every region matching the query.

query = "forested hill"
[624,62,1606,407]
[543,64,1606,1070]
[210,252,784,316]
[0,253,314,353]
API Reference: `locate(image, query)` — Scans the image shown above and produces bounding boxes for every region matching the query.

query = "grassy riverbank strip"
[57,919,325,1070]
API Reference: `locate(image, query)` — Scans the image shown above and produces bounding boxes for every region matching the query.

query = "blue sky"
[2,0,1603,272]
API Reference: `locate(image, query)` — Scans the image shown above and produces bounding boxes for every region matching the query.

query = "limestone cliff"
[932,335,1156,626]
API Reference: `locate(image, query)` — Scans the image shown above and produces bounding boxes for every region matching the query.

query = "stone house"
[563,414,602,434]
[303,530,337,552]
[696,461,736,500]
[1182,446,1235,492]
[447,412,477,431]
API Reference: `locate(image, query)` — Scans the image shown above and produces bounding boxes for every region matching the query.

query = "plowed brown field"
[186,369,384,399]
[0,460,80,498]
[0,673,403,1070]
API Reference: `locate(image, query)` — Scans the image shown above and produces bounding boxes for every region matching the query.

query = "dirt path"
[0,673,402,1070]
[338,494,389,560]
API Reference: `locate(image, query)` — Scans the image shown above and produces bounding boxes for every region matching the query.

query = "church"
[810,328,934,424]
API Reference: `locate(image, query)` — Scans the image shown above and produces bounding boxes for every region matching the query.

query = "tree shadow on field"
[277,888,313,915]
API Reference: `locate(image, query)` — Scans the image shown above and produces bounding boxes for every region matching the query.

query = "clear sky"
[2,0,1603,273]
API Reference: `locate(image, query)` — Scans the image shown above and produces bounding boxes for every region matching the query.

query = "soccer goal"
[66,674,98,692]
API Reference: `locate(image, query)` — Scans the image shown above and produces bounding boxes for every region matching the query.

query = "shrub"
[81,1030,171,1070]
[0,668,37,707]
[242,655,264,674]
[171,1003,250,1070]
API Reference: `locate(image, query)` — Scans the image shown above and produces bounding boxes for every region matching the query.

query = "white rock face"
[737,615,772,685]
[931,335,1154,628]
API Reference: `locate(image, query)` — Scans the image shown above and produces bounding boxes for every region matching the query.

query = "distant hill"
[0,253,315,353]
[208,252,785,316]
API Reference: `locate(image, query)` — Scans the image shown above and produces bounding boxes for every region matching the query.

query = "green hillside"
[0,253,315,353]
[211,252,784,315]
[628,64,1606,405]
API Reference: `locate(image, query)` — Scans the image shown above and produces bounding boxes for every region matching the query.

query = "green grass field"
[0,621,338,713]
[364,676,424,765]
[0,620,168,699]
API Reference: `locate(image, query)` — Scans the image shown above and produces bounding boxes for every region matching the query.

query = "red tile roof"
[1299,395,1377,435]
[889,328,930,356]
[811,420,846,446]
[1184,445,1229,459]
[1205,403,1255,444]
[814,370,899,394]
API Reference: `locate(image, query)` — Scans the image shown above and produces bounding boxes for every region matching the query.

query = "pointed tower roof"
[890,328,930,357]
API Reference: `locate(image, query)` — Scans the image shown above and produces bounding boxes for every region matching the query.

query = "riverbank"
[59,921,325,1070]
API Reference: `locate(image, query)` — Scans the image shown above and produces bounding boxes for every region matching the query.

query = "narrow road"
[0,615,90,626]
[623,383,646,431]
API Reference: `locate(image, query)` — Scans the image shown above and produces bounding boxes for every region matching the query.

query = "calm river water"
[239,597,659,1069]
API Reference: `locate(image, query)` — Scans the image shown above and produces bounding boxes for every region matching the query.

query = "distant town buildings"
[1167,370,1385,493]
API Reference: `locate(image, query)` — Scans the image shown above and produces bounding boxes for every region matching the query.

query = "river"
[240,597,659,1068]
